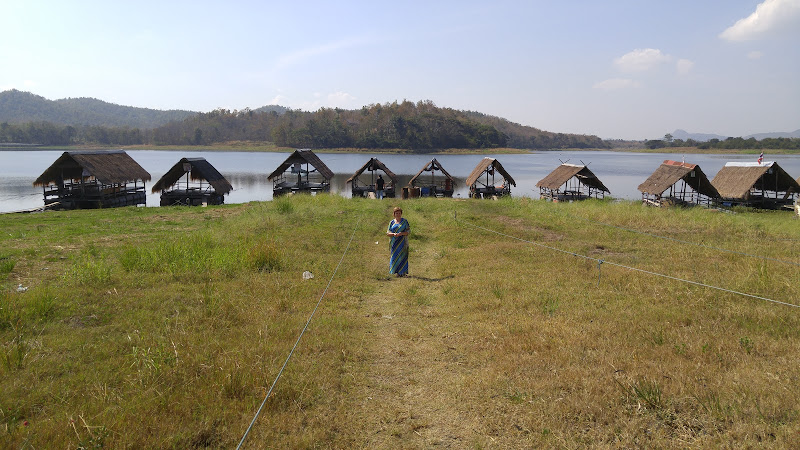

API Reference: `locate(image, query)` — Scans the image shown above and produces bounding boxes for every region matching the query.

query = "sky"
[1,0,799,140]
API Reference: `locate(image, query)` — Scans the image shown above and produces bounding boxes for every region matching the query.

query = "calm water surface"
[2,149,799,213]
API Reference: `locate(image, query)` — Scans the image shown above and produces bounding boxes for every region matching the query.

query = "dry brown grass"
[1,196,799,447]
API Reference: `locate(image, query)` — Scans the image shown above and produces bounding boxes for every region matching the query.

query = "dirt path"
[354,241,479,448]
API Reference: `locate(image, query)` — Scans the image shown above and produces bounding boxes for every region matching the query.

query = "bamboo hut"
[33,150,151,209]
[407,158,455,198]
[267,149,333,196]
[711,161,800,209]
[536,163,609,202]
[346,158,398,198]
[465,158,516,199]
[151,157,233,206]
[638,160,719,207]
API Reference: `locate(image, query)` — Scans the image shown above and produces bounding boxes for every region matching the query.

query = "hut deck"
[352,186,396,198]
[471,185,511,199]
[273,181,330,196]
[43,182,146,209]
[540,189,602,202]
[160,188,225,206]
[416,185,454,198]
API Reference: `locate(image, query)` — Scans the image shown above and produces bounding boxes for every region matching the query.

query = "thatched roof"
[465,158,516,187]
[408,158,455,185]
[267,149,334,181]
[711,162,800,200]
[345,158,398,184]
[638,160,719,198]
[33,151,151,187]
[151,158,233,194]
[536,164,609,192]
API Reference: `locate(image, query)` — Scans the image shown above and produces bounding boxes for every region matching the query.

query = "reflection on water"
[2,150,799,213]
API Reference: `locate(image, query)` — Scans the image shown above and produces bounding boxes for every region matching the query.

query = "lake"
[2,149,799,213]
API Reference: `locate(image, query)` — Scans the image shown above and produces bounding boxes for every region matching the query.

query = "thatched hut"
[267,149,333,196]
[711,161,800,209]
[407,158,455,198]
[151,157,232,206]
[536,163,609,202]
[465,158,516,199]
[33,150,151,209]
[638,160,719,207]
[346,158,398,198]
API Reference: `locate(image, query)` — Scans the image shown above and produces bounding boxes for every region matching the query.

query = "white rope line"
[563,211,800,267]
[457,216,799,309]
[237,215,363,449]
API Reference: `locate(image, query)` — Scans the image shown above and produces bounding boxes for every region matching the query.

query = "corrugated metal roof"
[151,157,233,194]
[33,151,151,186]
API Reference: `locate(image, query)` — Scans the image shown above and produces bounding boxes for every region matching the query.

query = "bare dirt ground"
[353,243,481,448]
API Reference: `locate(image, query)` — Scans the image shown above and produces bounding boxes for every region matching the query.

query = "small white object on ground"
[302,271,314,280]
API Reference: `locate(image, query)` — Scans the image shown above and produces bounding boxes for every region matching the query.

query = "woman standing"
[387,206,410,277]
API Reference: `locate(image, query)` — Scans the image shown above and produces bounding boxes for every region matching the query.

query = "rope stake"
[597,259,604,287]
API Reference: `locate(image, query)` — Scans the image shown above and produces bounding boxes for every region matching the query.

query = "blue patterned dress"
[388,218,410,275]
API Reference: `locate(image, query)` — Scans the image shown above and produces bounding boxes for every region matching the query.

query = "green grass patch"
[0,196,798,447]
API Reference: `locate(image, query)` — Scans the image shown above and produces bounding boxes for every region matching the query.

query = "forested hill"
[153,100,609,150]
[0,91,608,149]
[0,89,196,128]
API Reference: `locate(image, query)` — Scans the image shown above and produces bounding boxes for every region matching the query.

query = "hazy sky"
[2,0,799,140]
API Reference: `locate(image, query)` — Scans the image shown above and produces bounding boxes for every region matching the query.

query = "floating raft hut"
[151,157,232,206]
[407,158,455,198]
[638,160,719,207]
[33,150,151,209]
[536,163,609,202]
[465,157,516,199]
[711,161,800,209]
[267,149,333,196]
[346,158,398,198]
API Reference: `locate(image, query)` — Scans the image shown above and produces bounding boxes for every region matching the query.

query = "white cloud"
[328,91,356,104]
[676,59,694,75]
[614,48,672,72]
[275,37,371,70]
[593,78,641,91]
[268,95,288,105]
[719,0,800,41]
[747,50,764,59]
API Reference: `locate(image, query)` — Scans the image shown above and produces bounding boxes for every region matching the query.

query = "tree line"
[0,100,611,150]
[645,133,800,150]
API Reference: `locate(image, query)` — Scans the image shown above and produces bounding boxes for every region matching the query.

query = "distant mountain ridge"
[672,128,800,142]
[0,89,197,128]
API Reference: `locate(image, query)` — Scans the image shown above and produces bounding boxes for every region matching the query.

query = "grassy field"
[1,196,799,448]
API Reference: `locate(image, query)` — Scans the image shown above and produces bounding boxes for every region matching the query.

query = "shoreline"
[1,142,798,155]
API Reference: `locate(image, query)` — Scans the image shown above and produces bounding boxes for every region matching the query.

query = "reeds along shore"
[1,196,799,447]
